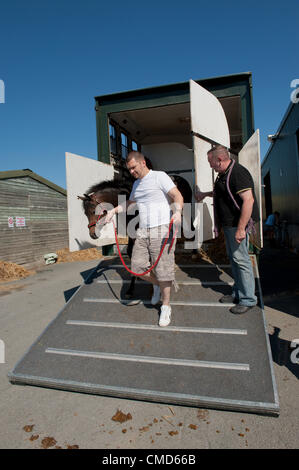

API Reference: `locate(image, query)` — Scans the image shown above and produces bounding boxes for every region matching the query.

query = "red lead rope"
[112,219,178,277]
[89,205,178,277]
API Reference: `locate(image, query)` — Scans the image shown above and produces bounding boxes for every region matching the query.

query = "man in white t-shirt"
[105,151,183,327]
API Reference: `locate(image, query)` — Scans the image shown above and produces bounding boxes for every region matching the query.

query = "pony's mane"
[87,178,132,195]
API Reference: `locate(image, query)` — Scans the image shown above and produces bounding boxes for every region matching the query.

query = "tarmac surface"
[0,246,298,450]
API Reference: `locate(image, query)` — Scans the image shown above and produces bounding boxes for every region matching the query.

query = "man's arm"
[105,200,135,224]
[167,186,184,225]
[194,185,213,202]
[235,189,254,243]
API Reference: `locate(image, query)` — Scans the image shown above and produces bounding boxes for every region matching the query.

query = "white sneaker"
[151,285,161,305]
[159,305,172,327]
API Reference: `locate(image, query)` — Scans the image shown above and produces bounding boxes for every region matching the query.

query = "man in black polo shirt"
[195,145,259,314]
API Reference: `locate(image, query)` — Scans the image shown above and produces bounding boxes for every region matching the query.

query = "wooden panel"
[0,177,69,266]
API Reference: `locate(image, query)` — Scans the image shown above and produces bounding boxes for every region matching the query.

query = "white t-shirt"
[129,170,175,228]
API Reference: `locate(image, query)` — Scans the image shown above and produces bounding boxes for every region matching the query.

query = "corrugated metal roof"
[0,169,67,196]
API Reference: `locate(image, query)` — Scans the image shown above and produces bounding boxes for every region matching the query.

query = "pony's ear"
[77,194,90,201]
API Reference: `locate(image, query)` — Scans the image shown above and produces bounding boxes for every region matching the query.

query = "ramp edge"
[8,372,280,416]
[252,255,280,413]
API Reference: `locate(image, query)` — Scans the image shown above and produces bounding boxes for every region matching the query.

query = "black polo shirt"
[214,160,260,227]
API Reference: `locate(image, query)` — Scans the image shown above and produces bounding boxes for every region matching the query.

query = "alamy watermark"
[290,339,299,364]
[95,197,205,249]
[0,79,4,103]
[290,79,299,104]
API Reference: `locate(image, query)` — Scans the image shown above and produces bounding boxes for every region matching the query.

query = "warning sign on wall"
[15,217,26,227]
[8,217,14,228]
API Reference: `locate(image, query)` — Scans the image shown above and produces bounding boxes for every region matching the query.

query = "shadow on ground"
[269,327,299,380]
[63,257,136,302]
[258,244,299,380]
[258,245,299,311]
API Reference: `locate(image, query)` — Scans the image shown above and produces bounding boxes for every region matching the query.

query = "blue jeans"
[223,227,257,307]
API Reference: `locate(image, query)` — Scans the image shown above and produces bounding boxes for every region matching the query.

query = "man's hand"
[194,186,213,202]
[104,201,131,224]
[194,188,206,202]
[104,208,116,224]
[171,211,182,226]
[167,187,183,227]
[235,228,246,244]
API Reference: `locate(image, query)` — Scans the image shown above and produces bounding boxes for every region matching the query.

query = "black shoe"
[230,305,254,315]
[219,295,237,304]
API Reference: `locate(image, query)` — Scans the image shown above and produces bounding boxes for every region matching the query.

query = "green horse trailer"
[66,72,262,253]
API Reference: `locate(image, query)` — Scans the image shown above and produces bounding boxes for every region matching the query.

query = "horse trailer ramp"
[8,256,279,415]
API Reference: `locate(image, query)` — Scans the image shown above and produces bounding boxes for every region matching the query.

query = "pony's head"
[78,180,131,239]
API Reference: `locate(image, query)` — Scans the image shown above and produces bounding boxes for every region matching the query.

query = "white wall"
[65,152,115,251]
[142,142,194,192]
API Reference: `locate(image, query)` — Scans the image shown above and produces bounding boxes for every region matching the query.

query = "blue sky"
[0,0,298,189]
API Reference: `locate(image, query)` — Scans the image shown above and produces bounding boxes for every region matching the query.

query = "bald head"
[208,145,230,160]
[126,151,145,164]
[207,145,231,173]
[126,151,150,179]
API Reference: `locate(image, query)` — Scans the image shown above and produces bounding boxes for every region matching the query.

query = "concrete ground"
[0,248,298,450]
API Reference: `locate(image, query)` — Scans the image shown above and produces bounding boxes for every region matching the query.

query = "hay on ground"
[56,247,103,263]
[203,231,229,264]
[0,261,34,282]
[176,231,228,265]
[0,232,228,283]
[0,247,104,282]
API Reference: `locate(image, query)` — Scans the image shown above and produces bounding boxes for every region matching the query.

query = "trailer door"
[65,152,115,251]
[189,79,230,247]
[238,130,263,250]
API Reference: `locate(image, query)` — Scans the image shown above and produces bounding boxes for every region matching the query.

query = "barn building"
[0,169,68,267]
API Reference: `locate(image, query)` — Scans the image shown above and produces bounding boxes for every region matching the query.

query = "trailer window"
[109,124,117,155]
[121,132,129,159]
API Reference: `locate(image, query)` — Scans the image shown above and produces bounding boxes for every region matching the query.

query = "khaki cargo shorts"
[131,224,177,281]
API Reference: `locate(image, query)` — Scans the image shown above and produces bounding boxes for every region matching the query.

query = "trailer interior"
[108,95,243,163]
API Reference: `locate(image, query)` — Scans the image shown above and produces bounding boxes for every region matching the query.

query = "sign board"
[15,217,26,227]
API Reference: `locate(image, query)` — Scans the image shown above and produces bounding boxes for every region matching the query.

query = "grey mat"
[8,256,279,415]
